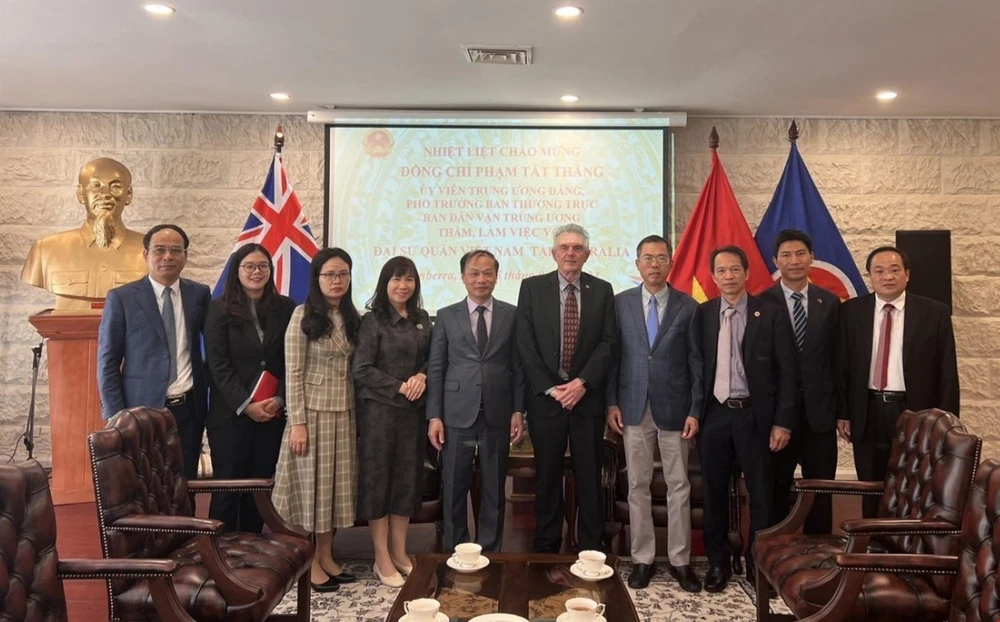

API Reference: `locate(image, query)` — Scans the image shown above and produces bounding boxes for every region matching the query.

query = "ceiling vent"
[463,45,533,66]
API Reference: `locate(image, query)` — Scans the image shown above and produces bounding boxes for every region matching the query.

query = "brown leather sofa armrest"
[187,478,274,493]
[251,490,310,539]
[795,479,885,496]
[834,553,959,575]
[840,518,960,537]
[58,558,180,579]
[110,514,225,535]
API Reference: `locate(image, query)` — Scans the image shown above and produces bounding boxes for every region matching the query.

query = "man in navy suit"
[427,249,526,552]
[98,224,212,480]
[606,235,704,591]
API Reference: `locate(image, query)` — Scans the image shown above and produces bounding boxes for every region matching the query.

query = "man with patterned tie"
[837,246,959,518]
[426,250,526,552]
[759,229,841,535]
[696,245,797,592]
[606,235,704,591]
[97,224,212,481]
[516,224,618,553]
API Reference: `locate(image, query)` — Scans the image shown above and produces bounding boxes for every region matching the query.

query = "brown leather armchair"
[88,407,315,622]
[794,458,1000,622]
[753,409,982,622]
[0,460,194,622]
[602,434,746,572]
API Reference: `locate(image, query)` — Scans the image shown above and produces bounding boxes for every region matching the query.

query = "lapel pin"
[416,323,424,330]
[818,298,824,304]
[754,311,761,317]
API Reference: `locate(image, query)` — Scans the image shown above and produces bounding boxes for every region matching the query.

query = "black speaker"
[895,230,952,314]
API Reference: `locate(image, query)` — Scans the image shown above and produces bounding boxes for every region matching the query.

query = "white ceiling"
[2,0,998,117]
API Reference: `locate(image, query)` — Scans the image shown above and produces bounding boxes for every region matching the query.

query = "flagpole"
[273,123,285,154]
[788,119,799,143]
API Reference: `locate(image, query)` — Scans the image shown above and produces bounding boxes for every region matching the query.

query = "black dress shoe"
[667,564,702,593]
[627,563,655,589]
[704,566,731,593]
[310,577,340,593]
[328,571,357,584]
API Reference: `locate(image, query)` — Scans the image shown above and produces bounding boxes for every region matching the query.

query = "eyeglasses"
[150,246,185,257]
[319,271,351,282]
[638,255,671,265]
[239,262,271,274]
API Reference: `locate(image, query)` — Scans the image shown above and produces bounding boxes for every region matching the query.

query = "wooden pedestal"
[29,310,104,505]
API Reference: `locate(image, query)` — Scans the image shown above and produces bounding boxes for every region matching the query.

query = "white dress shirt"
[780,281,809,320]
[641,285,669,327]
[466,296,494,339]
[149,276,193,396]
[868,291,906,391]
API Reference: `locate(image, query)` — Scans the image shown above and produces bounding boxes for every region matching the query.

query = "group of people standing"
[96,220,959,597]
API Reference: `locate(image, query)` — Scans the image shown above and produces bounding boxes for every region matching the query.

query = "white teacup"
[454,542,483,567]
[565,597,606,621]
[403,597,440,621]
[577,550,607,576]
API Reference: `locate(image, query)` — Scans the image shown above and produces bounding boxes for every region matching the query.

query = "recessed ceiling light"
[560,94,579,103]
[554,6,584,19]
[143,4,176,15]
[876,90,898,101]
[270,92,291,101]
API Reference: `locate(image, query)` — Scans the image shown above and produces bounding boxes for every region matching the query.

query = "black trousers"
[167,394,204,482]
[530,410,604,553]
[853,397,906,518]
[771,413,838,534]
[207,416,286,533]
[699,400,773,569]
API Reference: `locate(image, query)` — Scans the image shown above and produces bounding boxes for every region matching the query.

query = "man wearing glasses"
[98,224,213,480]
[606,235,703,591]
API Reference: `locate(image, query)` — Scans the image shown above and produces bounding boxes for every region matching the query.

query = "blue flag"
[754,142,868,299]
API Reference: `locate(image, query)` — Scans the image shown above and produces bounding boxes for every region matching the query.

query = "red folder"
[250,370,279,402]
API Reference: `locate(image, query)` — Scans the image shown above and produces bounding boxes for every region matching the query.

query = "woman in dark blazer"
[353,256,432,588]
[204,243,296,533]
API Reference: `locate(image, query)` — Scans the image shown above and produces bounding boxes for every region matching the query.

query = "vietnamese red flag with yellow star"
[668,150,773,302]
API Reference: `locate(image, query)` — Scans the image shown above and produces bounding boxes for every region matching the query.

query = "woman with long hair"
[353,256,432,588]
[204,243,296,533]
[272,247,362,592]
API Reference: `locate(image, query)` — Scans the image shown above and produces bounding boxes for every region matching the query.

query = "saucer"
[400,614,448,622]
[468,614,530,622]
[569,561,614,581]
[446,554,490,573]
[557,614,606,622]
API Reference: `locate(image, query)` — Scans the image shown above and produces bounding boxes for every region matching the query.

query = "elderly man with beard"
[21,157,147,311]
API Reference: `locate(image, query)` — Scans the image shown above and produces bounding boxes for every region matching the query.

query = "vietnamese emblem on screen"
[363,128,395,158]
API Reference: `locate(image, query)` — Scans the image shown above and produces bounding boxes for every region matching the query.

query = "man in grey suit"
[607,235,704,592]
[427,249,526,552]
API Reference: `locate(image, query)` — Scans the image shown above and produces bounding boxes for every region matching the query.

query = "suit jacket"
[203,294,297,428]
[284,305,356,424]
[426,298,526,429]
[97,276,212,420]
[759,283,841,433]
[516,271,618,419]
[606,284,704,431]
[837,291,960,438]
[697,294,798,431]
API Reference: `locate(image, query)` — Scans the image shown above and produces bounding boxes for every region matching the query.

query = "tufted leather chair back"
[88,407,193,597]
[951,459,1000,622]
[0,461,68,622]
[878,409,981,561]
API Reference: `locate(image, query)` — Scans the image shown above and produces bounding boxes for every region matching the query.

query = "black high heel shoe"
[327,571,357,584]
[310,577,340,593]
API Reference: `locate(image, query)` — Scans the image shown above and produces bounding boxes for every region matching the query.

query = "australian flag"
[754,141,868,300]
[214,153,319,303]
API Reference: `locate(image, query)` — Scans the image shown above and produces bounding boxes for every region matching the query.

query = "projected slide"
[327,126,666,312]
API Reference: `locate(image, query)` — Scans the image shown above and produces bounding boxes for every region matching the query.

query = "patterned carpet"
[271,560,793,621]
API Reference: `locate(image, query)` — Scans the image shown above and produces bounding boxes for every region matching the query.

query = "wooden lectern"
[29,311,104,505]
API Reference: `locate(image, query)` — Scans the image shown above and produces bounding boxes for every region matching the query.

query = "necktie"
[161,287,178,384]
[475,305,488,355]
[873,304,895,391]
[713,307,735,404]
[791,291,807,351]
[646,295,659,349]
[562,283,579,373]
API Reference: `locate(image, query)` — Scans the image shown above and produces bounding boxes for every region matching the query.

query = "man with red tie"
[837,246,960,518]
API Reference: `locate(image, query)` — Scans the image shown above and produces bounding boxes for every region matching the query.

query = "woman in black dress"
[353,256,432,588]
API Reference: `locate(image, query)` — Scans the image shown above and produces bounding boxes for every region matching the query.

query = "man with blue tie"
[606,235,704,591]
[97,224,212,480]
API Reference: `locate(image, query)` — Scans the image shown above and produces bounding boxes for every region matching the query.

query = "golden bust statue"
[21,157,148,311]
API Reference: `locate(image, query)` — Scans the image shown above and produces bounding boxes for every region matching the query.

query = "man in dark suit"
[427,249,526,552]
[759,229,840,535]
[837,245,959,518]
[98,224,212,481]
[697,245,797,592]
[517,223,618,553]
[606,235,703,591]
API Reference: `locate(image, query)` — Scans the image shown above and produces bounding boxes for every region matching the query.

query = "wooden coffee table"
[386,553,638,622]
